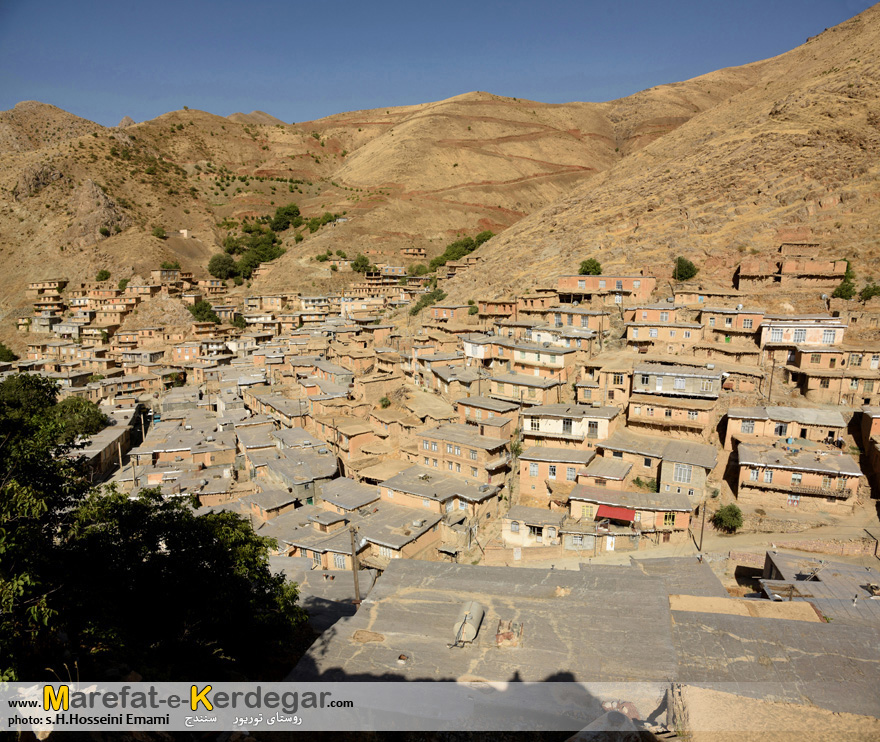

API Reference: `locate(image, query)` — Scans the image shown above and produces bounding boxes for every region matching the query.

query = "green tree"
[269,203,301,232]
[188,300,220,324]
[233,315,247,330]
[672,256,698,281]
[160,260,180,270]
[351,254,371,273]
[859,283,880,302]
[0,342,18,362]
[832,279,856,300]
[208,253,238,279]
[711,503,743,534]
[96,269,111,282]
[335,250,347,258]
[117,278,130,291]
[379,397,391,409]
[53,397,110,445]
[408,263,429,276]
[578,258,602,275]
[151,226,167,240]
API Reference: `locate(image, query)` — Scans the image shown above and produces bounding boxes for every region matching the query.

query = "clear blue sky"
[0,0,874,126]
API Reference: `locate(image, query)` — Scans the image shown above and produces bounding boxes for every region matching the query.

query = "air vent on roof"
[706,364,715,370]
[412,519,425,527]
[318,447,329,454]
[418,473,431,481]
[184,424,192,430]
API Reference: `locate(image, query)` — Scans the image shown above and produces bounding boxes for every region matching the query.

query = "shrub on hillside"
[672,256,698,281]
[578,258,602,275]
[96,270,111,282]
[711,504,743,534]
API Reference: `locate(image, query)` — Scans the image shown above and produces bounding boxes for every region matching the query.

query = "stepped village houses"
[7,245,880,568]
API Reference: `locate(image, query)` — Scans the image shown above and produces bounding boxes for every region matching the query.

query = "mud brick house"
[545,305,611,334]
[632,363,723,399]
[521,403,621,449]
[501,506,566,548]
[429,304,471,322]
[625,319,703,353]
[488,373,562,406]
[568,485,693,544]
[699,306,765,346]
[758,315,847,355]
[319,477,381,514]
[457,395,520,430]
[736,444,862,514]
[506,340,578,382]
[379,465,501,526]
[627,394,717,439]
[724,407,847,449]
[519,447,596,501]
[414,424,510,487]
[477,297,516,324]
[556,274,656,304]
[577,360,634,406]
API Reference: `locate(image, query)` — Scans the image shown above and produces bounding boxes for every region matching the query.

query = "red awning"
[596,504,636,522]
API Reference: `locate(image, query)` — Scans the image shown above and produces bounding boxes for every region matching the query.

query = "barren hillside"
[442,6,880,303]
[2,3,879,332]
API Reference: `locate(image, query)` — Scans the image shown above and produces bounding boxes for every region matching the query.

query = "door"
[800,428,808,439]
[606,535,615,551]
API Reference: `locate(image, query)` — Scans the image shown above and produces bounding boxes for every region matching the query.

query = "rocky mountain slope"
[442,6,880,302]
[0,66,756,323]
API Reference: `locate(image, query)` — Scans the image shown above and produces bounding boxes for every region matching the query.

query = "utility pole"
[767,356,776,403]
[140,411,146,439]
[698,499,707,552]
[349,525,362,606]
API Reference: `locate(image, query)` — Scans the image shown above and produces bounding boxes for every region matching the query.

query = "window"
[422,498,431,508]
[455,445,461,456]
[612,451,623,459]
[647,407,655,416]
[774,422,787,436]
[446,443,453,454]
[456,463,461,473]
[599,280,606,288]
[459,500,467,510]
[664,409,673,418]
[811,353,821,364]
[447,461,453,471]
[850,378,859,390]
[770,328,783,342]
[791,472,802,486]
[743,318,753,329]
[643,457,652,467]
[470,467,478,477]
[578,280,585,289]
[865,380,874,393]
[567,467,577,481]
[581,316,589,328]
[613,373,624,385]
[642,311,648,319]
[530,417,540,431]
[432,459,438,467]
[379,545,393,559]
[673,463,692,483]
[580,504,593,518]
[529,463,539,477]
[632,328,639,339]
[641,374,650,385]
[334,553,346,569]
[520,350,527,359]
[553,315,562,328]
[688,410,699,421]
[820,378,830,389]
[423,456,430,465]
[669,331,676,339]
[793,328,806,343]
[700,380,714,392]
[548,465,557,479]
[573,534,583,547]
[763,470,773,483]
[709,317,716,326]
[822,475,832,490]
[822,329,836,344]
[674,377,686,390]
[616,280,623,290]
[649,328,658,338]
[633,406,642,416]
[633,280,641,289]
[684,330,691,339]
[470,449,478,460]
[660,312,669,322]
[431,441,438,451]
[423,440,430,450]
[663,512,675,527]
[510,521,520,532]
[724,317,732,327]
[562,419,573,434]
